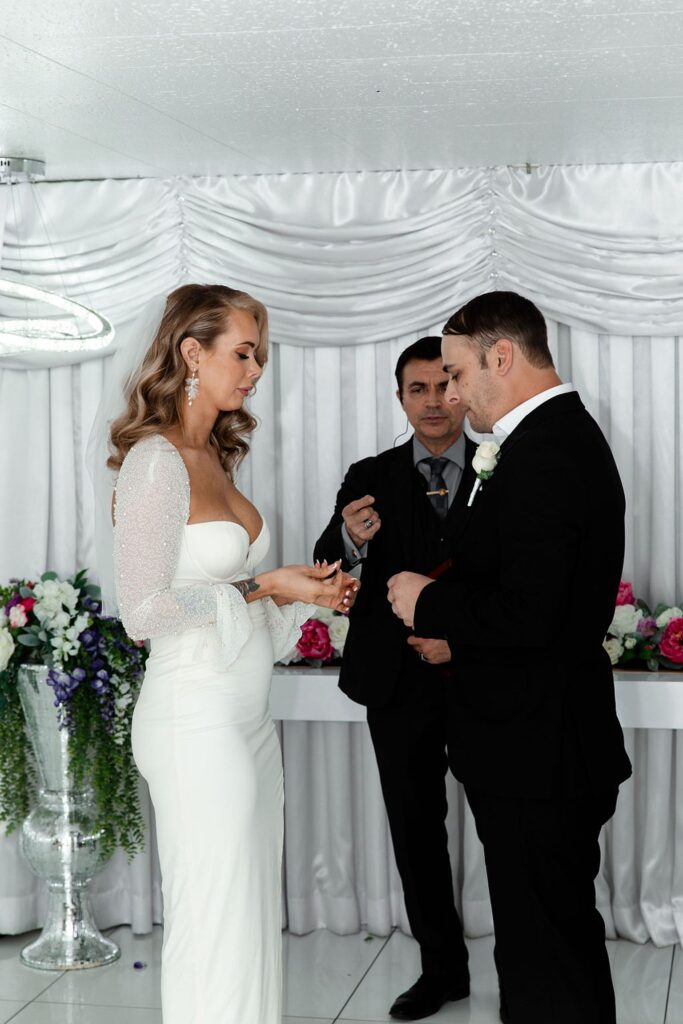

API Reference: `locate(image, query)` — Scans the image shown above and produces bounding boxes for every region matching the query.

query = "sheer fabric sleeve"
[113,437,252,666]
[262,598,316,663]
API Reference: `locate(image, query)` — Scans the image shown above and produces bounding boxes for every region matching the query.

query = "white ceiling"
[1,0,682,180]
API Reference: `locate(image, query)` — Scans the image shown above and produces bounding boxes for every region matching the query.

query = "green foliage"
[0,663,35,833]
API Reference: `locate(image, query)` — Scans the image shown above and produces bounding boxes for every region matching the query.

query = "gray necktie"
[423,456,449,520]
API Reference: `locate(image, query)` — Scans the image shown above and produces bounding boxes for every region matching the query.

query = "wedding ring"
[363,518,373,530]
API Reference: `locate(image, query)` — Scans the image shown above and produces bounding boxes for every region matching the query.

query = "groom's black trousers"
[366,666,469,982]
[466,785,619,1024]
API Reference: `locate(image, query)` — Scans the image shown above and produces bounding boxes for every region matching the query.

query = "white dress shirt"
[492,383,575,444]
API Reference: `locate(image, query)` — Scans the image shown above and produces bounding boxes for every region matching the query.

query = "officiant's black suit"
[414,391,632,1024]
[314,434,476,985]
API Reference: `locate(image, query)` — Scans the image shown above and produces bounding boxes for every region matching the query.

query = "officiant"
[314,336,477,1021]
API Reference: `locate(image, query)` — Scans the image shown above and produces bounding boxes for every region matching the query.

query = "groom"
[388,291,632,1024]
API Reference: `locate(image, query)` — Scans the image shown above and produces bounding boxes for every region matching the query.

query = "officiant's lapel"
[389,439,421,565]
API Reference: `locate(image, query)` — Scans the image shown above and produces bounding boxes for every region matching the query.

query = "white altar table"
[271,666,683,729]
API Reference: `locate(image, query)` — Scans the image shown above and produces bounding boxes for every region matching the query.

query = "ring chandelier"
[0,156,115,357]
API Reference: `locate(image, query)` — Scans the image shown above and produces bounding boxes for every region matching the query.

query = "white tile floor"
[0,926,678,1023]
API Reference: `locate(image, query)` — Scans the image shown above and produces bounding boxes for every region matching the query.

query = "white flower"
[656,606,683,629]
[328,615,350,654]
[624,636,637,650]
[8,605,27,629]
[472,441,501,477]
[51,610,71,633]
[33,579,78,626]
[0,611,6,628]
[0,627,15,672]
[312,606,335,625]
[50,634,80,661]
[73,613,90,637]
[609,604,643,638]
[603,637,624,665]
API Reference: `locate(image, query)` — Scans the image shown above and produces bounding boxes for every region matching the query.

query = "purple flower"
[79,629,100,653]
[4,593,23,614]
[46,668,82,708]
[637,617,657,638]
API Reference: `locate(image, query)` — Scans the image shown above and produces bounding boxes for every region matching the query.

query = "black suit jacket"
[414,392,632,799]
[314,435,477,708]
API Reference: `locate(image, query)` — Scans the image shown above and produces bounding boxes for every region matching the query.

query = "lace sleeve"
[262,598,316,663]
[113,436,252,665]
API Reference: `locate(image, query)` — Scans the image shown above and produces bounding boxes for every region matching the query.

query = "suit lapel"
[388,439,421,563]
[451,392,586,543]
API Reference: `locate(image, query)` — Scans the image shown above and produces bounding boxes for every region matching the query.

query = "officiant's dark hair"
[395,336,442,397]
[443,291,554,370]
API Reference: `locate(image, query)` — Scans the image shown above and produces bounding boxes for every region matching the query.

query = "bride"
[107,283,358,1024]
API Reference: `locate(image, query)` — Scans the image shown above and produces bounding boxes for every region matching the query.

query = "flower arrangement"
[603,580,683,670]
[0,570,147,858]
[279,607,350,668]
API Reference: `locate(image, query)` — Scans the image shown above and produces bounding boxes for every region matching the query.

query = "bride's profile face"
[194,308,262,413]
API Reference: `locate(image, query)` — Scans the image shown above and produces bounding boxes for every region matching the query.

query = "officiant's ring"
[363,518,373,530]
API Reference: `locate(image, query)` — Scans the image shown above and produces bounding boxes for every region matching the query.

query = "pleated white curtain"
[0,166,682,946]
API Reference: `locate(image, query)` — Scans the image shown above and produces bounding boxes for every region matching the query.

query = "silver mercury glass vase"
[17,665,120,970]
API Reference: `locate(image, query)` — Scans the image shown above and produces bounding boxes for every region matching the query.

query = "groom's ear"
[493,338,513,376]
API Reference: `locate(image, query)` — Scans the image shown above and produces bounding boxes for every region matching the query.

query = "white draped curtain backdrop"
[0,165,682,946]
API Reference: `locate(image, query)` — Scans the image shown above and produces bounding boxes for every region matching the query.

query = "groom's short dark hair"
[395,336,442,397]
[443,291,554,370]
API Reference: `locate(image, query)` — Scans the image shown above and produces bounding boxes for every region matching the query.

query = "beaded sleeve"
[262,598,316,662]
[113,436,252,665]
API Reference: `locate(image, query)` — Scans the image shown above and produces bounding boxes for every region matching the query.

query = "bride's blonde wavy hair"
[108,284,268,476]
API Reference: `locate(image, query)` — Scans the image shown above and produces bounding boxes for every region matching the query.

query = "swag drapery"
[0,164,682,946]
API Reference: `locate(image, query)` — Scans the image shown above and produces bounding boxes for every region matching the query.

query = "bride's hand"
[317,566,360,613]
[267,562,359,612]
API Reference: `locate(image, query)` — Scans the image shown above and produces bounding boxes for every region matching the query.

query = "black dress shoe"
[389,973,470,1020]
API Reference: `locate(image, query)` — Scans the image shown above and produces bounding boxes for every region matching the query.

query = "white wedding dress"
[113,435,312,1024]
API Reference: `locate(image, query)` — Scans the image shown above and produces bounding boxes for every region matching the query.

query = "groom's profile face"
[442,334,500,433]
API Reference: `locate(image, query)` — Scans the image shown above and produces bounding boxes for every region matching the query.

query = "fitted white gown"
[113,435,312,1024]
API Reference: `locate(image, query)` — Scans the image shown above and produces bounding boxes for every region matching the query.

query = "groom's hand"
[387,571,434,628]
[407,636,451,664]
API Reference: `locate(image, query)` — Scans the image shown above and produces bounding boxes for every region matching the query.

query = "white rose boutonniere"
[468,441,501,507]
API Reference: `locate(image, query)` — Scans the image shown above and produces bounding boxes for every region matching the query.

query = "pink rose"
[616,581,635,606]
[659,617,683,665]
[296,619,334,662]
[8,605,28,628]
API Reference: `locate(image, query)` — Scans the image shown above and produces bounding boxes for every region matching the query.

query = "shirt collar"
[412,431,466,470]
[492,383,575,444]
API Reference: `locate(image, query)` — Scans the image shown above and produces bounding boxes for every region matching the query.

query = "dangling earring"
[185,368,199,406]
